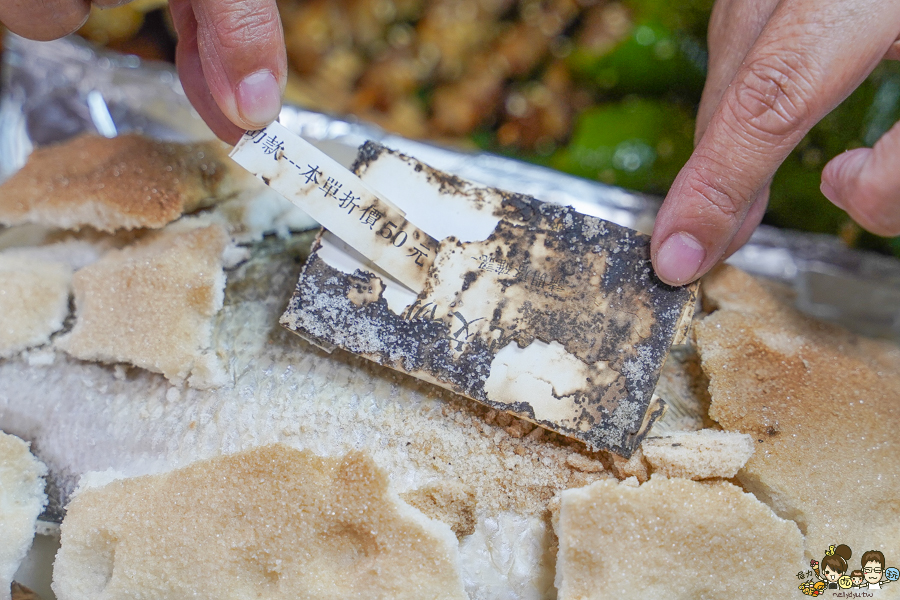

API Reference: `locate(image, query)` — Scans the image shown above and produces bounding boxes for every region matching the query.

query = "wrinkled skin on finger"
[169,0,287,143]
[652,0,900,286]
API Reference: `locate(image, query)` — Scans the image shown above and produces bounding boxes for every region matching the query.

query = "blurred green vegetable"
[626,0,715,37]
[550,98,695,194]
[510,0,708,195]
[476,0,900,259]
[567,20,706,98]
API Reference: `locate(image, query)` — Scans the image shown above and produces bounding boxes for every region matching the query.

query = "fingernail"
[656,232,706,285]
[820,180,845,210]
[236,70,281,127]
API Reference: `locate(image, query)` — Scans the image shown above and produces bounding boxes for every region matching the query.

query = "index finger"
[651,0,900,285]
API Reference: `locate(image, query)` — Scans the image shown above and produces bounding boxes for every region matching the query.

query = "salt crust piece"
[0,432,48,600]
[555,477,804,599]
[0,134,239,232]
[0,255,71,358]
[56,222,230,388]
[0,235,612,597]
[400,480,477,538]
[609,447,648,482]
[52,444,467,600]
[641,429,754,480]
[695,265,900,559]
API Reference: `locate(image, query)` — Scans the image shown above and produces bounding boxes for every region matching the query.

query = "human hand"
[168,0,286,143]
[651,0,900,286]
[0,0,286,143]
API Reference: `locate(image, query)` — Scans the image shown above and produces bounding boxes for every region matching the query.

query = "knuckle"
[683,170,746,224]
[727,52,818,141]
[209,0,280,51]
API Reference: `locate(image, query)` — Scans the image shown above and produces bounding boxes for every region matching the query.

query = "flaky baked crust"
[0,134,237,232]
[53,445,466,600]
[695,266,900,559]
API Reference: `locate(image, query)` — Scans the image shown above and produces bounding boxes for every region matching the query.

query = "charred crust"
[285,146,697,457]
[347,270,386,307]
[501,195,537,222]
[285,213,691,456]
[350,140,388,176]
[461,270,479,291]
[283,255,493,399]
[351,143,500,211]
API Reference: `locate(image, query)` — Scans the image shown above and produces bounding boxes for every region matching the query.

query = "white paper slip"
[230,122,439,292]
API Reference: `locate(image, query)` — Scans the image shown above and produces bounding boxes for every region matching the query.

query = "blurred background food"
[7,0,900,258]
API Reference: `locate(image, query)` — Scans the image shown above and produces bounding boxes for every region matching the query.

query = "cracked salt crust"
[53,445,467,600]
[56,222,230,389]
[3,132,869,599]
[555,477,805,599]
[5,234,889,598]
[2,236,610,529]
[0,255,72,358]
[0,432,47,600]
[695,265,900,560]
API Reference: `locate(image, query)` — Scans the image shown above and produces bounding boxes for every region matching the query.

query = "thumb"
[188,0,286,131]
[651,0,900,285]
[821,121,900,236]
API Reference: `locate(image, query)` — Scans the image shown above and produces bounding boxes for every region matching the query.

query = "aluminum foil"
[2,32,900,342]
